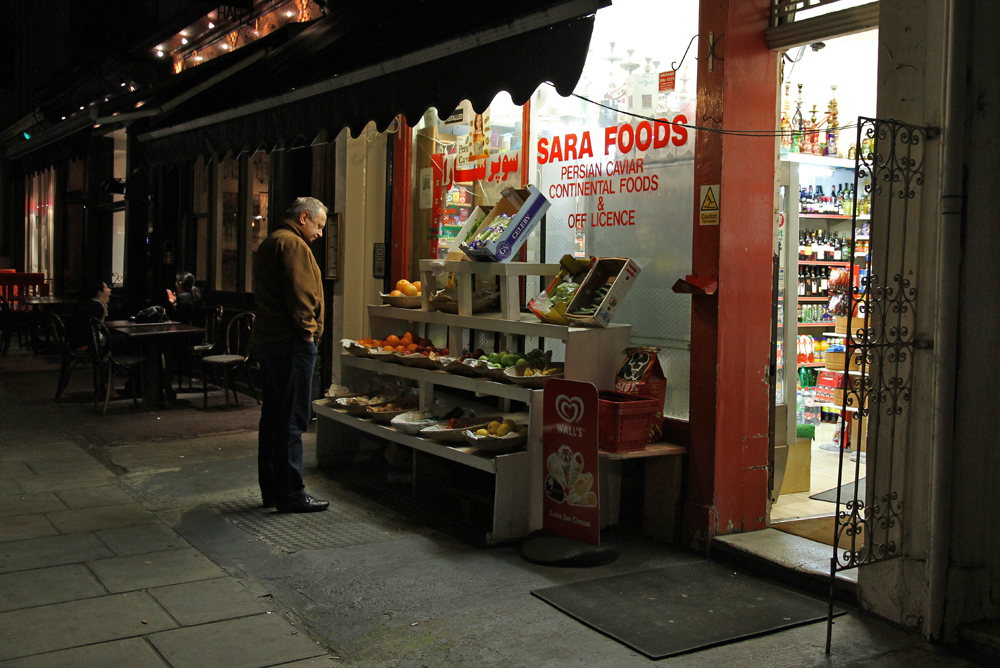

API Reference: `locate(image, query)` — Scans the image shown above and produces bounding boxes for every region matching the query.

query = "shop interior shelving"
[315,260,632,544]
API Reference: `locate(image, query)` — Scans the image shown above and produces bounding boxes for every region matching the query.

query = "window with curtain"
[25,168,55,280]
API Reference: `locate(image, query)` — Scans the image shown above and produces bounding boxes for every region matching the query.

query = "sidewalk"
[0,349,991,667]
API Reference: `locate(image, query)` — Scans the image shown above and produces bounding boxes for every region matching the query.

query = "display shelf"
[800,213,853,220]
[419,259,560,320]
[798,322,835,327]
[341,353,534,403]
[799,261,849,267]
[798,296,830,302]
[599,442,687,460]
[798,362,825,368]
[782,152,856,169]
[313,399,512,473]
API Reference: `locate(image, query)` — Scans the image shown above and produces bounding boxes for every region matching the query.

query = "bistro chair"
[90,318,146,415]
[50,312,98,402]
[0,295,12,356]
[200,311,259,410]
[178,304,224,390]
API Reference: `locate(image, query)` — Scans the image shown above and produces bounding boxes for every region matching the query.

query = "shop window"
[111,130,127,286]
[192,157,210,282]
[220,154,239,291]
[248,152,270,290]
[409,93,524,280]
[527,0,699,420]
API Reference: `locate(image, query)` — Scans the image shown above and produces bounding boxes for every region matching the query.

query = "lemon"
[524,369,534,377]
[487,421,502,434]
[496,424,512,436]
[476,428,489,437]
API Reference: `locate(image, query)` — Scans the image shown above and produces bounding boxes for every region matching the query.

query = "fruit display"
[474,418,527,438]
[476,350,528,370]
[387,279,422,298]
[349,332,448,357]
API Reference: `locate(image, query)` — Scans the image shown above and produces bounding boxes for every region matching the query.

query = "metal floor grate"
[211,498,403,553]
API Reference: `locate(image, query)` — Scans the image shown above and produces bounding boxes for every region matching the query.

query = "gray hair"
[285,197,328,221]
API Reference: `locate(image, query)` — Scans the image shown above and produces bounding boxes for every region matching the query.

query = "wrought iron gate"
[825,117,927,650]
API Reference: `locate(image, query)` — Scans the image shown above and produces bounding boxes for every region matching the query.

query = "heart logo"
[555,395,584,423]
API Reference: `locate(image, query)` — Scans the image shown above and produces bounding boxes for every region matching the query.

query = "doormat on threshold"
[810,478,866,503]
[773,515,866,550]
[531,561,839,659]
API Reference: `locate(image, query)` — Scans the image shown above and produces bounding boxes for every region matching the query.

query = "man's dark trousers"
[255,337,317,506]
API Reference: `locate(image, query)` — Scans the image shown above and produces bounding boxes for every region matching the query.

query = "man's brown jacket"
[252,220,324,344]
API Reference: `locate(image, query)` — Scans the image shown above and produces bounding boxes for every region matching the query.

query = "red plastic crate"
[598,391,660,452]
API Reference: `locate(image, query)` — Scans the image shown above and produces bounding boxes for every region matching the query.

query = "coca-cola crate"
[598,391,660,452]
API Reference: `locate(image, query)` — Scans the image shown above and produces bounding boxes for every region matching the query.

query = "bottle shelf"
[799,261,849,267]
[798,322,834,327]
[798,296,830,302]
[798,362,825,368]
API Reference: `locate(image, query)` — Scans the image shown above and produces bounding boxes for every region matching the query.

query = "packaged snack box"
[444,206,492,261]
[614,347,667,443]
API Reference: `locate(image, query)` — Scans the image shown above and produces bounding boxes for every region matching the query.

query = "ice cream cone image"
[567,451,585,489]
[547,453,567,488]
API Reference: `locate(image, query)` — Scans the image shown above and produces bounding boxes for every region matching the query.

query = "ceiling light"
[208,22,215,29]
[286,11,294,17]
[156,50,164,57]
[221,44,229,49]
[181,38,188,45]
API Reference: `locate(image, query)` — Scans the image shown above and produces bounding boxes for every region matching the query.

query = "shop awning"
[134,0,610,164]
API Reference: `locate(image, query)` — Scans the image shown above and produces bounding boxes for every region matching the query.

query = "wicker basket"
[366,398,420,423]
[380,293,423,309]
[367,349,400,364]
[394,352,441,370]
[429,292,498,314]
[462,430,527,453]
[504,364,564,388]
[419,418,496,443]
[442,358,478,377]
[342,339,372,358]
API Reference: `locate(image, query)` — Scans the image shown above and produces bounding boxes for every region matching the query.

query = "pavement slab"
[0,478,23,496]
[96,522,190,556]
[0,513,58,542]
[0,492,68,517]
[0,563,106,612]
[0,532,113,573]
[0,462,33,479]
[87,546,226,592]
[45,502,159,534]
[0,637,169,668]
[54,485,135,509]
[0,591,177,661]
[16,467,115,494]
[147,613,327,668]
[148,576,269,626]
[26,458,110,476]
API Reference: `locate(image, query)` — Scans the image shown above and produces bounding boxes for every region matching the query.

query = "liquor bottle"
[798,266,806,296]
[833,234,842,261]
[821,267,830,296]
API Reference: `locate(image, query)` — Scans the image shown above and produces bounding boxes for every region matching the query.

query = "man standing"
[253,197,330,513]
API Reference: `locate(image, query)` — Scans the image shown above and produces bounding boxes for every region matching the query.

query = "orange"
[389,289,403,297]
[386,334,400,346]
[382,345,395,352]
[406,343,418,352]
[395,279,410,292]
[401,283,419,297]
[394,345,407,353]
[412,281,421,292]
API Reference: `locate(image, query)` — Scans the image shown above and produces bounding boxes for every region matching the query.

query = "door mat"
[810,478,866,503]
[531,561,839,659]
[773,515,865,550]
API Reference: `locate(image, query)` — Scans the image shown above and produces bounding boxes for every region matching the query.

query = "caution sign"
[700,184,720,226]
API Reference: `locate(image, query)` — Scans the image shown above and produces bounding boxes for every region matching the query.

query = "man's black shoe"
[276,495,329,513]
[262,500,276,509]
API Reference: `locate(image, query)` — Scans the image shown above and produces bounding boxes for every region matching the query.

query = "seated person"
[84,278,112,323]
[166,272,205,325]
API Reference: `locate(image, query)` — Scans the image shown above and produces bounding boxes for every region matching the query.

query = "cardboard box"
[779,437,812,495]
[444,206,491,261]
[459,185,551,262]
[565,258,642,328]
[835,316,866,335]
[528,254,590,325]
[825,350,863,372]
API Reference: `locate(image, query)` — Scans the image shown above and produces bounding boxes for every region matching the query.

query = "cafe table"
[14,295,68,351]
[105,320,205,408]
